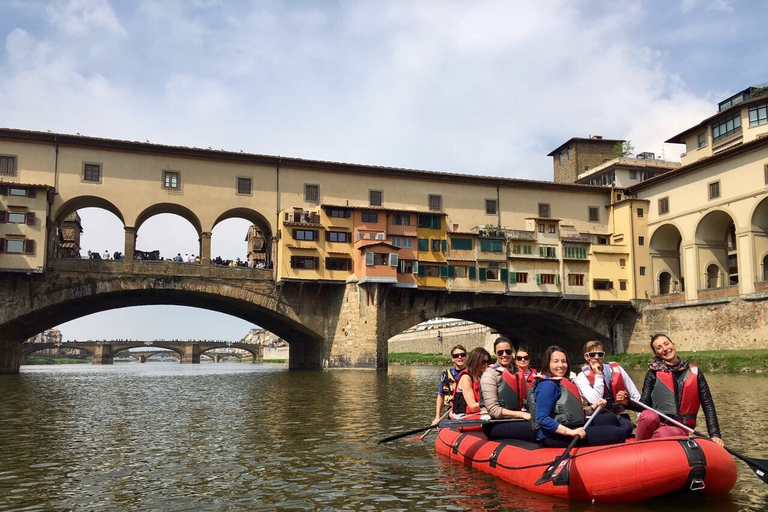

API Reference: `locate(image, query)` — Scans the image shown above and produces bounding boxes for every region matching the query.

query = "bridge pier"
[181,344,200,364]
[123,227,136,271]
[0,341,22,374]
[200,232,212,265]
[92,344,114,365]
[138,355,147,363]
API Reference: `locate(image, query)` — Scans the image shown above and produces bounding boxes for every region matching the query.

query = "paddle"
[535,405,603,486]
[412,410,450,441]
[631,400,768,484]
[377,417,524,444]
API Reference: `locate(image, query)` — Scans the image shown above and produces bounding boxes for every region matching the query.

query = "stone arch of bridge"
[114,346,185,360]
[54,196,126,226]
[22,344,95,358]
[199,345,259,359]
[134,203,203,235]
[211,207,273,264]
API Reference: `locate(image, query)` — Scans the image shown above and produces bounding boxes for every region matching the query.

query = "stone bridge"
[0,260,640,373]
[21,340,262,364]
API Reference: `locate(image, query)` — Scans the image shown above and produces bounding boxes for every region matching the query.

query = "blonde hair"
[583,340,603,354]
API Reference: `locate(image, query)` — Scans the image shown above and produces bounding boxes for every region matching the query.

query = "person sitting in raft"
[575,340,640,439]
[514,346,538,385]
[531,346,628,448]
[432,344,467,426]
[636,334,724,447]
[450,347,492,418]
[479,337,534,441]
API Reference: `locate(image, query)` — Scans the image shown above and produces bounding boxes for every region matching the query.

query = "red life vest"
[451,369,481,415]
[651,365,701,428]
[581,362,629,413]
[530,375,585,430]
[495,364,527,411]
[524,368,539,385]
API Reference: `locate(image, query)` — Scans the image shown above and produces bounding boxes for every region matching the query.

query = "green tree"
[613,141,634,157]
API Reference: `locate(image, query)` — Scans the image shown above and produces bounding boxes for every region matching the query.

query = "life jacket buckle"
[689,479,705,491]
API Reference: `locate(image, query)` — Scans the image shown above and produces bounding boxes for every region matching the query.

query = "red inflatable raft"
[435,428,737,503]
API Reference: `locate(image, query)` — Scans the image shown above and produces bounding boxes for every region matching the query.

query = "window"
[515,272,528,283]
[328,208,351,218]
[540,246,557,258]
[485,268,500,281]
[417,214,441,229]
[290,256,319,269]
[398,260,416,274]
[454,266,468,278]
[0,238,34,254]
[430,239,446,252]
[619,281,627,291]
[83,163,101,183]
[390,236,413,248]
[3,211,34,225]
[523,245,532,254]
[392,214,410,226]
[304,183,319,203]
[639,266,646,276]
[369,190,382,206]
[697,132,707,148]
[712,112,741,142]
[566,147,571,160]
[163,170,180,189]
[366,252,391,266]
[637,208,644,218]
[485,199,498,215]
[593,280,613,290]
[423,265,441,277]
[658,197,669,215]
[548,225,556,234]
[588,207,599,222]
[361,212,378,223]
[0,155,17,177]
[538,203,551,218]
[568,274,584,286]
[292,229,317,241]
[326,258,351,271]
[418,238,429,252]
[450,237,472,251]
[620,258,626,267]
[326,231,350,243]
[638,236,645,246]
[480,239,503,252]
[563,246,587,259]
[557,152,562,165]
[538,224,545,233]
[709,181,720,200]
[539,274,556,285]
[598,236,609,245]
[237,177,252,195]
[629,170,637,180]
[428,194,442,212]
[749,103,768,127]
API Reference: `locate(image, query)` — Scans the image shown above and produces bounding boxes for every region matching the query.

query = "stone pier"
[0,341,22,374]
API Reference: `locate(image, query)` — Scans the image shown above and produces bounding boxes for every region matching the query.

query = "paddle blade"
[535,456,570,486]
[377,424,433,444]
[729,450,768,484]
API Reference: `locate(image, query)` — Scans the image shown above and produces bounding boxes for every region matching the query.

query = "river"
[0,363,765,511]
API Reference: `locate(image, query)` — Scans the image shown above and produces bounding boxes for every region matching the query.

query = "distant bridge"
[21,340,263,365]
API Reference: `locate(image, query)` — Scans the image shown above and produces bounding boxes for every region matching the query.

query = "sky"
[2,0,766,341]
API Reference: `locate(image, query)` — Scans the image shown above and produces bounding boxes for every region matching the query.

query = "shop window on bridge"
[539,246,557,258]
[0,185,35,197]
[399,260,417,274]
[593,279,613,290]
[417,214,441,229]
[390,236,413,248]
[588,206,599,222]
[326,231,351,243]
[564,246,587,259]
[453,266,467,278]
[451,237,472,251]
[568,274,584,286]
[0,155,17,177]
[290,256,319,269]
[365,252,397,266]
[418,264,441,277]
[292,229,318,241]
[429,239,446,252]
[537,273,557,285]
[325,257,351,271]
[392,213,410,226]
[328,208,351,218]
[361,212,378,223]
[237,177,252,195]
[480,239,503,252]
[83,163,102,183]
[510,271,528,284]
[0,238,35,254]
[538,203,551,218]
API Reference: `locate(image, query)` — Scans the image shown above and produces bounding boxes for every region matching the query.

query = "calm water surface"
[0,363,766,511]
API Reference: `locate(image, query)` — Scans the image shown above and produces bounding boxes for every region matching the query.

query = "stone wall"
[388,321,497,355]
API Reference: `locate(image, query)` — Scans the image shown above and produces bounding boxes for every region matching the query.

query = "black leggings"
[483,421,535,442]
[540,412,629,448]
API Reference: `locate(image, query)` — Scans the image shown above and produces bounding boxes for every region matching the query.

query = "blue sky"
[2,0,766,341]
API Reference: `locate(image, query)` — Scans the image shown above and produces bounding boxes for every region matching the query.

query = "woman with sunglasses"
[479,337,534,441]
[450,347,492,418]
[433,345,467,426]
[635,334,723,447]
[514,347,538,384]
[530,345,627,447]
[575,340,639,439]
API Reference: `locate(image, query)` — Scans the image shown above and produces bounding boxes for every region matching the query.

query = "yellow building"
[0,182,51,273]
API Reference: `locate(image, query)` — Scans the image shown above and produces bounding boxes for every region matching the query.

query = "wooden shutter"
[536,273,542,284]
[448,265,455,278]
[441,239,447,253]
[440,266,448,278]
[501,268,509,282]
[479,268,487,281]
[468,266,477,279]
[290,256,297,268]
[26,188,36,198]
[0,211,6,223]
[26,212,36,225]
[313,257,319,269]
[509,271,517,284]
[0,185,8,196]
[24,239,35,255]
[389,253,398,267]
[0,238,5,252]
[418,264,426,277]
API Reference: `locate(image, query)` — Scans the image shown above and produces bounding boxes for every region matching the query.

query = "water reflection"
[0,364,765,511]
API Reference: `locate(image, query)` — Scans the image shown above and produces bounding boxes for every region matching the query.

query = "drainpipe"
[628,197,637,300]
[48,135,60,266]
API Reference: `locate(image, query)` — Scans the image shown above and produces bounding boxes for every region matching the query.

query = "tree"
[613,141,634,157]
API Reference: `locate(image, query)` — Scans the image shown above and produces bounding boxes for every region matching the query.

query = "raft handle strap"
[489,444,505,469]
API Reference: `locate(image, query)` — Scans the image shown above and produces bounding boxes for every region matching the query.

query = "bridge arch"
[54,196,126,226]
[116,348,183,361]
[211,208,273,265]
[200,345,259,359]
[695,209,738,288]
[649,223,683,295]
[134,203,203,235]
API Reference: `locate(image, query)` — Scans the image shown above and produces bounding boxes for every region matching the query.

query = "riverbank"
[26,357,90,365]
[389,350,768,373]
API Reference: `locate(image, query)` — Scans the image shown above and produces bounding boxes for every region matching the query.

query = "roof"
[0,127,608,193]
[627,134,768,192]
[0,182,54,189]
[666,88,768,143]
[576,157,680,181]
[547,137,624,157]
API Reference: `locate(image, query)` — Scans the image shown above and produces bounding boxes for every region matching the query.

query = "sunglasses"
[482,359,490,365]
[496,349,513,356]
[452,352,467,358]
[586,351,606,358]
[516,356,530,361]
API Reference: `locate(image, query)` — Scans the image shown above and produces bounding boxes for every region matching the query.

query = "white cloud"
[44,0,126,37]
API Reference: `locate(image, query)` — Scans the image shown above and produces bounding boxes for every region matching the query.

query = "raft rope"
[435,430,706,472]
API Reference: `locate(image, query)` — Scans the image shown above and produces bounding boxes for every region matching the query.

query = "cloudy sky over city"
[2,0,766,341]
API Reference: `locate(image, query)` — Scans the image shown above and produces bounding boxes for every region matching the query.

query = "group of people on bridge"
[433,334,723,448]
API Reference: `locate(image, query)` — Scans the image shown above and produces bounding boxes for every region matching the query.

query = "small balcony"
[284,211,321,226]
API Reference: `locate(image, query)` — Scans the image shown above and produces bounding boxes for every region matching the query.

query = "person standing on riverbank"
[432,345,467,426]
[636,334,724,447]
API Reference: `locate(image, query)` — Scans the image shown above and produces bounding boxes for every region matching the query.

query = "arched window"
[659,272,672,295]
[707,264,720,289]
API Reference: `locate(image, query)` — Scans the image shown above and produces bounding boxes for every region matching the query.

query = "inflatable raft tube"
[435,428,737,503]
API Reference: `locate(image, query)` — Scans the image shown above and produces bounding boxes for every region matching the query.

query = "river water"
[0,363,766,511]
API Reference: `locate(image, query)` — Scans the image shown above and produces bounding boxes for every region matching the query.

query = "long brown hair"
[465,347,492,380]
[540,345,570,378]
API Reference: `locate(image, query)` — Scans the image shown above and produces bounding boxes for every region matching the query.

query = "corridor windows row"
[290,256,354,270]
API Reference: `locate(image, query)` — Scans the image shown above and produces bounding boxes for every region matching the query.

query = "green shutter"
[442,239,447,253]
[536,273,542,284]
[553,247,557,258]
[418,264,426,277]
[365,252,374,266]
[510,271,517,284]
[418,238,429,252]
[539,247,545,257]
[501,268,508,282]
[448,265,455,278]
[556,274,561,285]
[469,266,477,279]
[524,245,531,254]
[479,268,487,281]
[440,265,448,278]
